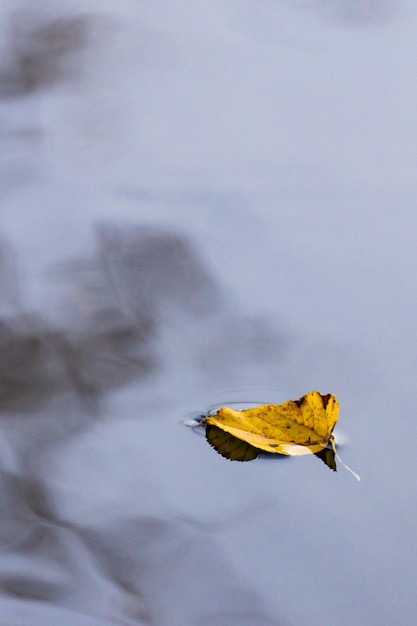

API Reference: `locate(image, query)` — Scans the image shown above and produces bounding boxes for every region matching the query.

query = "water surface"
[0,1,416,625]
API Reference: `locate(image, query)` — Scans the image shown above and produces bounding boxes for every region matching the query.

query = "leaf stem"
[330,438,361,482]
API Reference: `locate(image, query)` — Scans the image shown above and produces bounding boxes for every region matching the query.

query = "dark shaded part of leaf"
[314,446,337,472]
[205,425,259,462]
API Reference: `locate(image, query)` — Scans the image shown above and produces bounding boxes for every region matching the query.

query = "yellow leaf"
[203,390,339,457]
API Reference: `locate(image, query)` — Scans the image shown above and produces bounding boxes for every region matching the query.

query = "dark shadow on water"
[0,224,221,413]
[0,11,94,98]
[0,471,153,624]
[0,470,286,625]
[0,221,288,624]
[311,0,396,27]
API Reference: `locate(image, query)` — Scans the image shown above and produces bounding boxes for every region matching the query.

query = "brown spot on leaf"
[321,393,332,408]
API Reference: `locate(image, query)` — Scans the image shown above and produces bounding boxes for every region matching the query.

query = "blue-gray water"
[0,1,416,625]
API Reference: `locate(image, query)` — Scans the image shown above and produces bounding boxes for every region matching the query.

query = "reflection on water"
[312,0,395,26]
[342,0,394,25]
[94,223,221,319]
[0,220,285,625]
[0,224,221,412]
[0,469,284,625]
[0,472,152,624]
[0,210,362,623]
[205,424,260,462]
[204,423,337,471]
[1,1,416,625]
[0,11,92,98]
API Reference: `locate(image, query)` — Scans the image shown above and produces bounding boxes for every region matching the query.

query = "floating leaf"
[202,391,360,479]
[203,390,339,456]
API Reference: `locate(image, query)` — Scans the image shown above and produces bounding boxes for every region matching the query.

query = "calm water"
[0,1,416,625]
